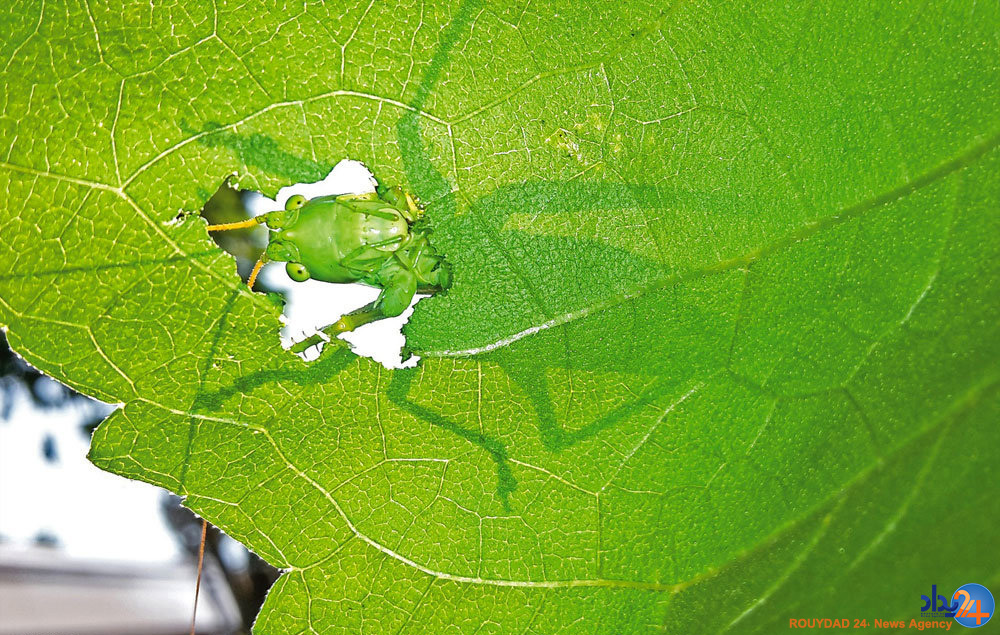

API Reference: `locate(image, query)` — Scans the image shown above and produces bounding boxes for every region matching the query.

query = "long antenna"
[206,216,268,289]
[189,518,208,635]
[247,254,267,289]
[206,217,264,232]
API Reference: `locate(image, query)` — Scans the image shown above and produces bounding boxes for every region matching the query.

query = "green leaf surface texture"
[2,1,998,632]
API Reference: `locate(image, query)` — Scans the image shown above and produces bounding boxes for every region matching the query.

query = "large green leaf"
[2,1,998,632]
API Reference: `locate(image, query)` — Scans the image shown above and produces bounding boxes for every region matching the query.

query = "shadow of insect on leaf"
[186,0,733,498]
[180,288,356,489]
[191,347,356,414]
[183,294,514,505]
[388,0,715,485]
[501,363,677,453]
[188,127,699,492]
[180,120,334,186]
[387,367,517,509]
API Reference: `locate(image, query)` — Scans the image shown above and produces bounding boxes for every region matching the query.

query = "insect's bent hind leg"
[330,270,417,333]
[339,237,404,271]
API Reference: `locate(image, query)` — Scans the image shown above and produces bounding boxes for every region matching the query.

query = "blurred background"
[0,327,278,635]
[0,161,418,634]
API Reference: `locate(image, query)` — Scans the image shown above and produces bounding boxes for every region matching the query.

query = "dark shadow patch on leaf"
[181,120,333,185]
[494,360,675,452]
[192,344,355,413]
[396,0,484,214]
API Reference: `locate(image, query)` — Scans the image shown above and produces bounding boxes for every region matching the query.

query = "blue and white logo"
[953,583,994,628]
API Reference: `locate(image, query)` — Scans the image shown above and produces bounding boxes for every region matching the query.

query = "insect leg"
[379,185,424,222]
[330,270,417,333]
[403,191,425,221]
[344,206,398,221]
[393,238,425,270]
[336,191,379,201]
[339,237,404,269]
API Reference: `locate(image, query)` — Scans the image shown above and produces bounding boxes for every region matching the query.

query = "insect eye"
[285,194,307,210]
[286,262,310,282]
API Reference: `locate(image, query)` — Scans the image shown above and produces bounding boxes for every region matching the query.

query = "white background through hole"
[0,388,177,562]
[245,159,424,369]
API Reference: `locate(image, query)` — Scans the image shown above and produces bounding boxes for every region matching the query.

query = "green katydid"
[192,186,451,629]
[207,185,451,338]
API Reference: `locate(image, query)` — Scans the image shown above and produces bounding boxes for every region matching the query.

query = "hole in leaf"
[202,160,434,369]
[198,179,270,282]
